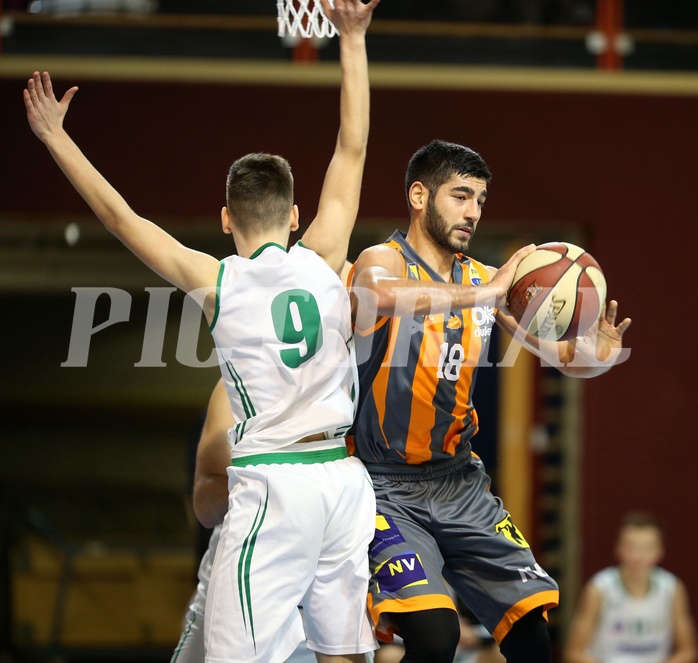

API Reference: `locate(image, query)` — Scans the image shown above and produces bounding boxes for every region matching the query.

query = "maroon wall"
[2,73,696,604]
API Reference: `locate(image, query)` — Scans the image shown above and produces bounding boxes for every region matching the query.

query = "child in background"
[565,511,697,663]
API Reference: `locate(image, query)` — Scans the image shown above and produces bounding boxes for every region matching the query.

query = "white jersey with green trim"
[588,566,677,663]
[210,242,357,458]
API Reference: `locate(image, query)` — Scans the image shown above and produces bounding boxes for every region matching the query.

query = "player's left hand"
[580,300,632,362]
[23,71,78,143]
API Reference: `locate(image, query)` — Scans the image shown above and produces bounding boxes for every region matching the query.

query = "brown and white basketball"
[507,242,606,341]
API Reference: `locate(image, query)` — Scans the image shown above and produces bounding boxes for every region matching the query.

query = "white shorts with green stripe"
[204,444,378,663]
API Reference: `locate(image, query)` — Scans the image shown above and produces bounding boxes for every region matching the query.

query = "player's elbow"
[193,498,226,529]
[194,510,218,530]
[335,132,368,160]
[193,476,229,528]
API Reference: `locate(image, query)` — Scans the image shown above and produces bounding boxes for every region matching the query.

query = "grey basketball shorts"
[363,452,559,644]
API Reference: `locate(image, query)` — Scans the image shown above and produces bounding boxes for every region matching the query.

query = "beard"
[424,196,474,254]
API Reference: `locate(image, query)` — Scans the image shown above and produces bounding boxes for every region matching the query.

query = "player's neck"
[233,231,290,259]
[404,226,456,282]
[619,566,653,598]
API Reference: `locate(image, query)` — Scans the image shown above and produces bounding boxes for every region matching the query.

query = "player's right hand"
[23,71,78,143]
[320,0,381,35]
[490,243,536,309]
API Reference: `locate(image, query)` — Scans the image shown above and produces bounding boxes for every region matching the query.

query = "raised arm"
[299,0,380,275]
[193,378,235,529]
[23,72,220,317]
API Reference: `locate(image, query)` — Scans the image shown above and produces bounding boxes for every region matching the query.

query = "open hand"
[319,0,381,35]
[23,71,78,143]
[579,299,632,362]
[598,299,631,337]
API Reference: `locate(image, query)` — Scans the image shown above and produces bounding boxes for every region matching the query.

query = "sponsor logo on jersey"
[370,513,406,556]
[447,315,462,329]
[472,305,495,338]
[495,513,530,548]
[619,643,661,654]
[375,552,428,594]
[517,563,550,583]
[469,265,482,286]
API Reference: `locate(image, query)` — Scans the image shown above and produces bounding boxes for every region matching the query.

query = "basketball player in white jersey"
[24,0,380,660]
[173,379,318,663]
[564,511,697,663]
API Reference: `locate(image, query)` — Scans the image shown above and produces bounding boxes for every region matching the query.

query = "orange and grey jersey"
[210,242,358,459]
[349,230,495,465]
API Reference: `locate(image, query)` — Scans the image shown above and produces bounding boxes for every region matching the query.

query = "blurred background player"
[564,510,697,663]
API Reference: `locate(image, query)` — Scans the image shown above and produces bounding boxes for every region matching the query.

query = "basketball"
[507,242,607,341]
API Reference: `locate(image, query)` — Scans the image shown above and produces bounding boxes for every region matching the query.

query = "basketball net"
[277,0,338,39]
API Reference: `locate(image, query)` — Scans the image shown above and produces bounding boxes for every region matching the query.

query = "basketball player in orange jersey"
[348,139,632,663]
